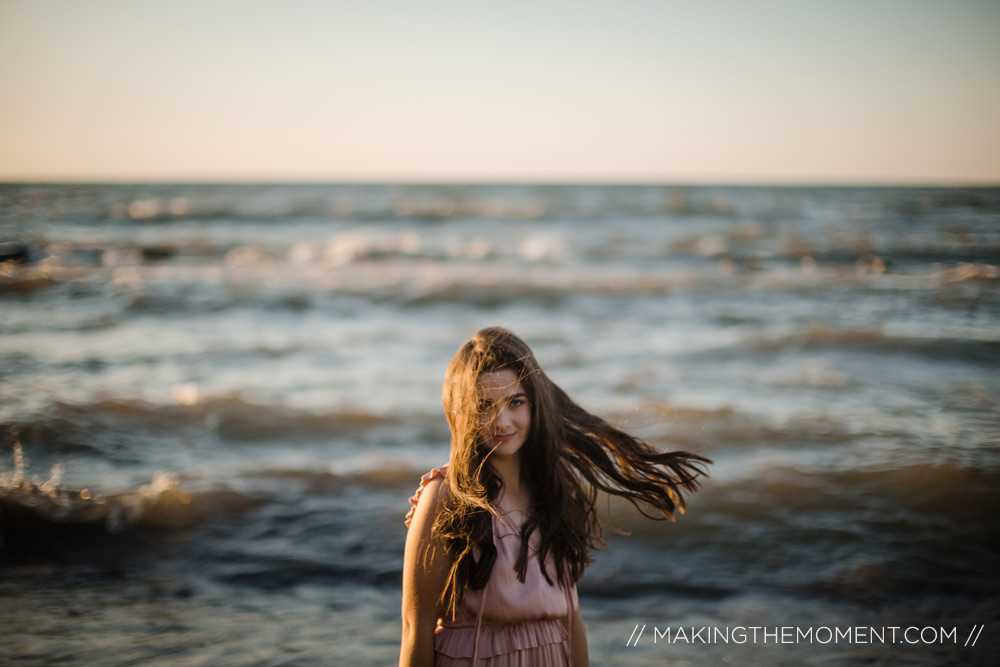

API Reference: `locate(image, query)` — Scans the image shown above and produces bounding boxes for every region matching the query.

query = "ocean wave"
[0,458,260,549]
[608,403,856,451]
[597,459,1000,546]
[11,234,998,321]
[91,187,738,224]
[670,238,1000,269]
[0,261,73,295]
[724,324,1000,365]
[216,557,400,589]
[592,459,1000,604]
[4,395,400,454]
[101,193,554,223]
[695,461,1000,523]
[244,462,426,493]
[0,351,42,378]
[103,261,695,306]
[175,394,395,441]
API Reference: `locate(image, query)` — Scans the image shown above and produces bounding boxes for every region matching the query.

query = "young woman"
[400,327,709,666]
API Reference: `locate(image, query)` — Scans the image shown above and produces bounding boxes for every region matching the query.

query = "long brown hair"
[435,326,709,616]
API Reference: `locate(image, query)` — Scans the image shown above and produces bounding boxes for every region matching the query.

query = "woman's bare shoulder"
[405,467,450,528]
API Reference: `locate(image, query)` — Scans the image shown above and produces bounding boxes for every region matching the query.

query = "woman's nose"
[493,405,512,429]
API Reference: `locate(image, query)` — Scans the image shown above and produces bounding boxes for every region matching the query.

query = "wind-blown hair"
[434,326,709,617]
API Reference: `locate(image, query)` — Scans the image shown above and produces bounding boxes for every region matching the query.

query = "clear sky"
[2,0,999,184]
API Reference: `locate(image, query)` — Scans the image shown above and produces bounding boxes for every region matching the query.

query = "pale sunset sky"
[1,0,998,184]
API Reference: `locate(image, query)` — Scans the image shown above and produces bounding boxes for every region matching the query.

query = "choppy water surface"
[1,183,998,665]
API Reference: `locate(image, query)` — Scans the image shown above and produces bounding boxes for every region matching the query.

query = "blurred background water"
[1,183,998,665]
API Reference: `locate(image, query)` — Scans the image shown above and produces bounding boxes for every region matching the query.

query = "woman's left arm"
[400,476,450,667]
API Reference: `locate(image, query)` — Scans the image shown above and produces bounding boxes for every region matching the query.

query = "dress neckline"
[494,507,521,533]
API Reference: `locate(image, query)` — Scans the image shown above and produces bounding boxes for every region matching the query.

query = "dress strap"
[471,581,489,667]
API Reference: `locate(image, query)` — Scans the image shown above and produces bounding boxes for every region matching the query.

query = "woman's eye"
[509,399,525,408]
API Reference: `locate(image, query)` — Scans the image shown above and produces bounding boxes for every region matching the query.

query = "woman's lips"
[494,433,514,442]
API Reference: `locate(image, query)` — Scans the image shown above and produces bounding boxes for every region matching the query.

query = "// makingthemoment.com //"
[625,624,985,647]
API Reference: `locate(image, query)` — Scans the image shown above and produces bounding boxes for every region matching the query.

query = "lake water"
[1,183,998,665]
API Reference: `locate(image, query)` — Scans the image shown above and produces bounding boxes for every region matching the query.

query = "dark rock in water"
[0,241,40,264]
[140,244,177,262]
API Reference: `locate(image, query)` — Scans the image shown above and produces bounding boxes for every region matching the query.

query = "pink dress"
[405,466,578,666]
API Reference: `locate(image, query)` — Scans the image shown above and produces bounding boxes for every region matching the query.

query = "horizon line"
[2,175,999,189]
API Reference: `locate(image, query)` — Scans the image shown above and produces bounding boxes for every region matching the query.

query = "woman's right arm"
[400,476,451,667]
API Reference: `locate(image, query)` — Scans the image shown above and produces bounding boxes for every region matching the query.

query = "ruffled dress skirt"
[434,618,571,666]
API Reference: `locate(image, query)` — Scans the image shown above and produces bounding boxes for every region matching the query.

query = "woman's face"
[477,368,531,459]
